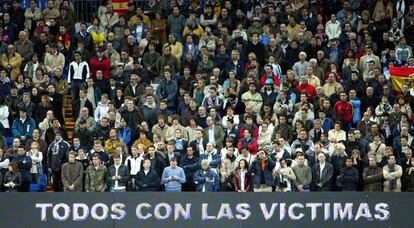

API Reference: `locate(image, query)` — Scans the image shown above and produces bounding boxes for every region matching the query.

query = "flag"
[390,66,414,92]
[112,0,129,15]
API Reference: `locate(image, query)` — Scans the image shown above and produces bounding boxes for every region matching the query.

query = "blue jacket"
[0,78,11,97]
[321,118,334,133]
[199,151,221,169]
[194,168,220,192]
[13,154,32,181]
[12,117,36,138]
[156,77,178,109]
[249,157,276,188]
[117,126,132,147]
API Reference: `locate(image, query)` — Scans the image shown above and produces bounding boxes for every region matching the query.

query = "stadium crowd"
[0,0,414,193]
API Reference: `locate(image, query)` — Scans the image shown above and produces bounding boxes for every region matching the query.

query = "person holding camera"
[273,158,296,192]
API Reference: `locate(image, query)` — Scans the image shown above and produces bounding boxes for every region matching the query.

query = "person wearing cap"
[247,16,262,38]
[74,118,94,151]
[260,64,280,88]
[47,130,70,192]
[261,80,278,109]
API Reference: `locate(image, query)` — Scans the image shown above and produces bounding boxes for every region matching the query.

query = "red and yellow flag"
[112,0,129,15]
[390,66,414,92]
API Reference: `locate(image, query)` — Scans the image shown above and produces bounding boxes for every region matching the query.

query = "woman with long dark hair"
[4,162,21,192]
[233,159,253,192]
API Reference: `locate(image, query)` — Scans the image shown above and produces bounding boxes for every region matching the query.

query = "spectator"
[3,162,21,192]
[383,155,403,192]
[292,152,312,192]
[135,159,160,191]
[180,146,199,191]
[311,153,333,191]
[61,151,84,192]
[363,156,383,192]
[249,150,276,192]
[199,143,221,174]
[26,142,43,184]
[156,69,177,111]
[14,146,32,192]
[47,131,69,192]
[161,157,186,192]
[2,44,22,80]
[68,51,90,101]
[12,108,36,145]
[85,152,108,192]
[106,154,129,192]
[194,159,220,192]
[338,158,359,191]
[274,158,296,192]
[404,157,414,192]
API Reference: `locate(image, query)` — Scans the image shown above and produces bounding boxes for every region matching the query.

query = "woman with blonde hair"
[27,142,43,184]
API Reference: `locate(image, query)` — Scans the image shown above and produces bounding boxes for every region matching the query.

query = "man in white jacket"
[325,14,342,41]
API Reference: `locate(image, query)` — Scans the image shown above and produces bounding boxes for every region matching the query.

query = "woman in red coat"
[89,50,111,80]
[233,159,253,192]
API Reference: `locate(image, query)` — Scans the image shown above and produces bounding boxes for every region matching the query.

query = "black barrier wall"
[0,193,411,228]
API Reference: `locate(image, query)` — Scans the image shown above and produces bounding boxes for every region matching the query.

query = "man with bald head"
[14,31,33,64]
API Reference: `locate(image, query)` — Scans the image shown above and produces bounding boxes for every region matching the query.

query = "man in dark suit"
[311,152,333,191]
[190,129,207,158]
[135,159,160,191]
[47,84,65,126]
[72,89,94,121]
[203,116,225,151]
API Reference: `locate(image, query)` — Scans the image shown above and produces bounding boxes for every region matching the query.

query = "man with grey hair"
[14,31,34,63]
[194,159,220,192]
[309,58,324,81]
[293,51,309,77]
[331,142,347,190]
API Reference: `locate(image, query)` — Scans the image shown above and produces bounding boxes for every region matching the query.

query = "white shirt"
[319,162,326,179]
[240,169,246,191]
[208,126,215,145]
[114,164,120,189]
